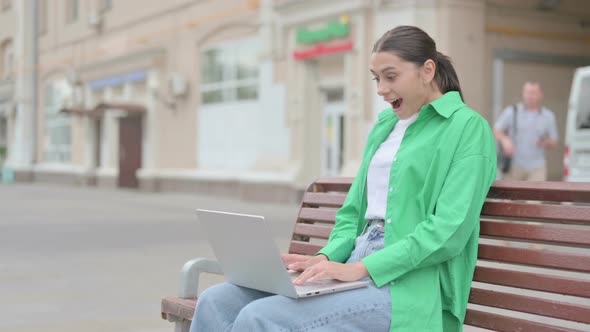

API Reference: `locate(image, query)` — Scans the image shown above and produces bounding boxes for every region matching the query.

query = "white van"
[564,65,590,182]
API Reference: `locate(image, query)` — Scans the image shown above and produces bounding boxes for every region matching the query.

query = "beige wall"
[162,20,259,169]
[438,0,487,121]
[37,0,259,171]
[8,0,588,193]
[0,3,17,43]
[0,1,17,161]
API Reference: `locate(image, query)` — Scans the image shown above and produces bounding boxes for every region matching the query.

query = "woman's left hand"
[293,261,369,285]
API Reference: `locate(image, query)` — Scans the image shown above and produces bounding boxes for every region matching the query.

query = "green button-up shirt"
[318,91,497,331]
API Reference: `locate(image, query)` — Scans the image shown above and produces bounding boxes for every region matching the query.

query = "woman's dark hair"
[373,25,463,99]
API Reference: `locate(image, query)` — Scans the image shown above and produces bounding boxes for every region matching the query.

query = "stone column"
[7,0,34,180]
[435,0,486,119]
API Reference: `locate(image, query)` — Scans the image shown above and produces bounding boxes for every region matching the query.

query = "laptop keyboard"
[289,273,344,292]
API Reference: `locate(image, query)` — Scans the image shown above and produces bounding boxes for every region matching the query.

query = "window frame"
[1,40,14,80]
[43,79,72,163]
[199,37,260,106]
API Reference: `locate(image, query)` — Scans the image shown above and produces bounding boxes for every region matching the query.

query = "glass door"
[321,88,345,176]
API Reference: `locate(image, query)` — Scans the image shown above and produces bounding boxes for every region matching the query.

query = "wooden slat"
[302,192,346,208]
[464,308,581,332]
[480,219,590,246]
[488,180,590,203]
[478,244,590,272]
[288,241,323,255]
[293,223,332,239]
[298,207,338,223]
[482,201,590,224]
[469,288,590,324]
[474,266,590,298]
[161,296,196,321]
[313,177,354,192]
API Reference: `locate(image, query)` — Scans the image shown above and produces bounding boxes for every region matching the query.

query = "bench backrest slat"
[298,207,338,224]
[487,181,590,203]
[480,219,590,246]
[293,223,332,239]
[289,178,590,330]
[473,266,590,298]
[464,309,581,332]
[311,177,355,192]
[469,287,590,324]
[478,244,590,272]
[302,192,347,207]
[482,202,590,224]
[289,241,323,256]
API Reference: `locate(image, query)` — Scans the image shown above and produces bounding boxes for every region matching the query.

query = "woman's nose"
[377,81,388,96]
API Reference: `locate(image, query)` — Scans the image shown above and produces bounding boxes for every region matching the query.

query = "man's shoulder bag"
[498,104,517,174]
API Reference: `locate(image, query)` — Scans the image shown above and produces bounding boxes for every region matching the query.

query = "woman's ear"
[422,59,436,84]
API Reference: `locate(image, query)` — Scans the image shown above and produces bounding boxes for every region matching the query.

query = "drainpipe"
[30,0,38,164]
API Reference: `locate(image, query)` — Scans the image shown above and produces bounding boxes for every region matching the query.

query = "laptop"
[195,209,370,298]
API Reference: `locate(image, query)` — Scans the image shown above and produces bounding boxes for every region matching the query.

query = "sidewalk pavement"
[0,183,299,332]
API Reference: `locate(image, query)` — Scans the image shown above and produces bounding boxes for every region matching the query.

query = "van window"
[577,74,590,130]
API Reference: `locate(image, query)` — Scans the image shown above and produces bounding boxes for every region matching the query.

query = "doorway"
[321,88,345,176]
[118,116,142,188]
[501,61,577,180]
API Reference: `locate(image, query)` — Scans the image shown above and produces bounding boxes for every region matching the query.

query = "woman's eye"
[372,77,380,83]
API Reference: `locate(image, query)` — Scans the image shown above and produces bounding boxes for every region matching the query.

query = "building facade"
[0,0,18,172]
[3,0,590,202]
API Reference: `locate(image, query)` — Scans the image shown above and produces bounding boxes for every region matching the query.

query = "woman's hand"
[501,137,515,157]
[293,261,369,285]
[281,253,327,270]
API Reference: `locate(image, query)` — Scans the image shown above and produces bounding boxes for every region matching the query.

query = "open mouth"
[391,98,403,110]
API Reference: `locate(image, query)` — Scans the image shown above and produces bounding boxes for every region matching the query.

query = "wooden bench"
[161,177,590,332]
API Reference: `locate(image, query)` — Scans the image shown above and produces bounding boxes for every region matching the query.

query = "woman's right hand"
[280,253,328,271]
[501,137,515,157]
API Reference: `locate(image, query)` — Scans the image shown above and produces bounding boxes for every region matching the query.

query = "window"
[44,80,72,163]
[200,38,259,105]
[1,40,14,80]
[38,0,48,35]
[1,0,11,11]
[65,0,79,23]
[576,75,590,130]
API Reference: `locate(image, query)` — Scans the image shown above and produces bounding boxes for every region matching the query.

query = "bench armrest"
[179,258,223,298]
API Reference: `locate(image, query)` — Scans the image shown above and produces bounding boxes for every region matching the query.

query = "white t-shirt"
[365,112,419,220]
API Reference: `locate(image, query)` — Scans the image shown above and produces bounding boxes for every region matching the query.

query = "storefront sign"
[296,16,350,44]
[293,15,353,60]
[88,70,147,90]
[293,41,354,60]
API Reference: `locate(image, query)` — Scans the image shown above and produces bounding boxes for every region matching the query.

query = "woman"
[190,25,497,332]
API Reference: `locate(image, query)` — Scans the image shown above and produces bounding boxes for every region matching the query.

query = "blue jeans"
[189,223,390,332]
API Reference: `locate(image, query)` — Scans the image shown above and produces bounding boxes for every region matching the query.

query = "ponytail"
[435,51,463,100]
